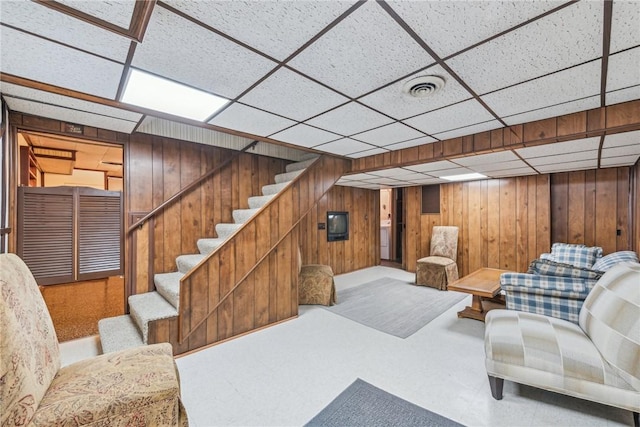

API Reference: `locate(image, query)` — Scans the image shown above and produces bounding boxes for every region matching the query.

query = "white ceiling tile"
[408,177,445,185]
[0,82,142,122]
[429,167,475,178]
[503,96,601,126]
[482,60,601,118]
[239,67,348,121]
[446,1,602,94]
[600,155,640,168]
[432,120,502,141]
[601,145,640,158]
[306,102,394,136]
[517,137,601,158]
[610,0,640,53]
[468,160,530,173]
[388,0,564,58]
[271,124,341,148]
[404,160,457,173]
[288,1,435,98]
[0,27,122,99]
[486,168,537,178]
[4,97,137,133]
[209,103,295,137]
[352,122,425,146]
[526,150,598,166]
[535,160,598,173]
[347,148,389,158]
[362,176,405,185]
[341,172,383,181]
[452,151,519,167]
[132,7,276,99]
[314,138,375,155]
[369,168,422,179]
[384,137,437,151]
[606,85,640,106]
[359,65,474,120]
[603,130,640,149]
[0,1,131,62]
[55,0,135,28]
[163,0,355,61]
[607,47,640,93]
[403,99,495,135]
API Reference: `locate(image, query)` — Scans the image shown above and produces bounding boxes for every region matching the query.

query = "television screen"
[327,211,349,241]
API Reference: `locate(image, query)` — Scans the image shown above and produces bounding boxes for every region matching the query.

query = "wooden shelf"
[20,145,41,187]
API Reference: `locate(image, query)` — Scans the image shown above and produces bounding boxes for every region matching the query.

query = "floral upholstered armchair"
[1,253,189,426]
[500,243,639,323]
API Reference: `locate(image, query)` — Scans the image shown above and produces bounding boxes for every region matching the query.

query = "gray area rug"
[305,378,464,427]
[326,277,465,338]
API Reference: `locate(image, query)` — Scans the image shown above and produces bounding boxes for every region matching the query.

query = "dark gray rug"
[305,378,464,427]
[325,277,465,338]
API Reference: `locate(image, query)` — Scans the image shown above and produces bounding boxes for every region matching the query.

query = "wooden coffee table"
[447,268,510,321]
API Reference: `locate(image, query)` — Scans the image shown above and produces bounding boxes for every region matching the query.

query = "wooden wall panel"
[126,134,287,295]
[551,167,632,254]
[299,185,379,275]
[404,176,551,275]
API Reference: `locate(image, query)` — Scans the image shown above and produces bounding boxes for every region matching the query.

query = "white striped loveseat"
[485,262,640,426]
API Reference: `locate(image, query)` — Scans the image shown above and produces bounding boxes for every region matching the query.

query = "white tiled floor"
[61,266,633,427]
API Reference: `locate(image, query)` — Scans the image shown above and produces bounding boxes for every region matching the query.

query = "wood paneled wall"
[404,166,635,276]
[299,185,380,275]
[126,133,287,295]
[405,175,550,275]
[550,167,633,254]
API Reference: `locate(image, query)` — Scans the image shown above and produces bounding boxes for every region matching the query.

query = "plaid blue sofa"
[500,244,638,323]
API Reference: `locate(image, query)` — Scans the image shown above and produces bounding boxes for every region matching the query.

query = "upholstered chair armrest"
[526,259,604,280]
[500,273,597,323]
[33,343,188,426]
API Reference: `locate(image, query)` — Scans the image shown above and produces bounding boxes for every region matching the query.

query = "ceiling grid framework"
[0,0,638,189]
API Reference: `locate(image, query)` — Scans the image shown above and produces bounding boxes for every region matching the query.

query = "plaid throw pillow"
[549,243,603,269]
[591,251,639,272]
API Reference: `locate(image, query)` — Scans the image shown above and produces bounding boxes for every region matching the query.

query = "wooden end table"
[447,268,510,321]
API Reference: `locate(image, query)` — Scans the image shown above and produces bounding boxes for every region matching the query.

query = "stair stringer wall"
[148,155,351,355]
[126,132,287,296]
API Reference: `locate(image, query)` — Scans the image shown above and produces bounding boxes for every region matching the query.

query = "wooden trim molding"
[351,100,640,173]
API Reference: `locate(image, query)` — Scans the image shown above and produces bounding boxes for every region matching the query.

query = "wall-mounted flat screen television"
[327,211,349,242]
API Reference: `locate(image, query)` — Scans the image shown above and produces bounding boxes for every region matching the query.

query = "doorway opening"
[17,130,125,341]
[380,188,404,269]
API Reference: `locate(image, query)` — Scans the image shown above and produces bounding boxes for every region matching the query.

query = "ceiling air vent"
[402,75,446,98]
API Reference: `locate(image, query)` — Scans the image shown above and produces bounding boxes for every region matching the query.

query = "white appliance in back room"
[380,189,392,260]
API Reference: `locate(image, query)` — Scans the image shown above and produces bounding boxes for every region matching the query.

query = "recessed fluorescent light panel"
[121,69,228,121]
[441,173,487,182]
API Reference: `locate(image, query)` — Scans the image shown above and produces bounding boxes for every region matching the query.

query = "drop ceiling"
[1,0,639,189]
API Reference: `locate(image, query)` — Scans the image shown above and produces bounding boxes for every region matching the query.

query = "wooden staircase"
[99,154,349,355]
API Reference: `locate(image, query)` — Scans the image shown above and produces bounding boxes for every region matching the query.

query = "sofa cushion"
[579,262,640,391]
[548,243,603,269]
[1,254,60,426]
[591,251,639,272]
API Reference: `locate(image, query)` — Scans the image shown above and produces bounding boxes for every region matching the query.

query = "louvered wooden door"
[17,186,123,285]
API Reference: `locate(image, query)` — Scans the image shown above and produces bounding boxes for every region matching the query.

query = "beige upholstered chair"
[298,249,336,306]
[415,226,459,290]
[1,253,189,426]
[485,262,640,426]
